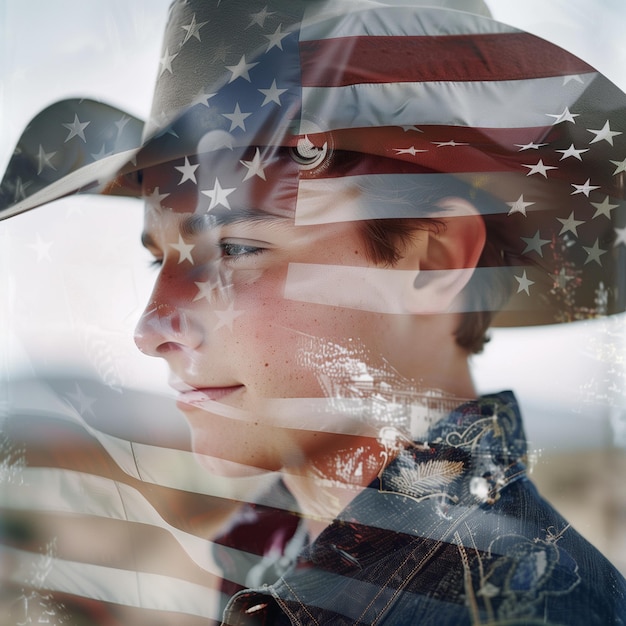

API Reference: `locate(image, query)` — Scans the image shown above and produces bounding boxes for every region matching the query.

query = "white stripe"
[3,544,222,620]
[10,384,273,497]
[301,4,518,40]
[301,75,594,132]
[284,263,518,314]
[2,467,303,591]
[131,440,276,498]
[4,468,221,575]
[295,175,461,225]
[285,262,467,314]
[0,150,136,221]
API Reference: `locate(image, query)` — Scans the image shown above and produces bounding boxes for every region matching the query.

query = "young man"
[2,1,626,623]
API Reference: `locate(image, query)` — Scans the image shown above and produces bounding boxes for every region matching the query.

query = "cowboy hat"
[1,0,625,325]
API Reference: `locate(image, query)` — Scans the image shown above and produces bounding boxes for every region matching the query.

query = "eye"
[148,257,163,270]
[220,241,265,260]
[289,135,329,171]
[120,168,144,193]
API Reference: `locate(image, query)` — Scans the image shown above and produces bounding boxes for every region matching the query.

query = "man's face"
[134,152,424,476]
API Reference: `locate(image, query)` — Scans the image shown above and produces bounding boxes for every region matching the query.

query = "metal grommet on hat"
[290,135,329,171]
[288,119,334,177]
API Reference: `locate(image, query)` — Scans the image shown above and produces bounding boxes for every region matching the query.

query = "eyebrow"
[141,207,290,249]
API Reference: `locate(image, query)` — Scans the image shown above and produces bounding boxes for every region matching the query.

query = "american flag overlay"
[1,1,626,624]
[2,1,625,322]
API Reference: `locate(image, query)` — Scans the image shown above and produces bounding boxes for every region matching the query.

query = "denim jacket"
[220,392,626,625]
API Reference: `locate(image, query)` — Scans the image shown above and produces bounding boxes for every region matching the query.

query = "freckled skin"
[136,205,404,476]
[134,162,473,480]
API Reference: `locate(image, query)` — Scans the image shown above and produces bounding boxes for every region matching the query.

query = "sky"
[0,0,625,450]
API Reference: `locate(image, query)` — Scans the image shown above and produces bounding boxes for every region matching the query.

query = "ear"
[398,197,486,314]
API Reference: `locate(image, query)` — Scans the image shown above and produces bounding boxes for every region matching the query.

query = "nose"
[134,299,204,358]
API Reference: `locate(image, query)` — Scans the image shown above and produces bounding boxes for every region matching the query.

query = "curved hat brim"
[0,99,144,219]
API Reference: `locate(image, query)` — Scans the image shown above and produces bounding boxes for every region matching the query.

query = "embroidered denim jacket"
[221,392,626,625]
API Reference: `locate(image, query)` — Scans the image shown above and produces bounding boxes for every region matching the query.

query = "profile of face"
[133,143,484,479]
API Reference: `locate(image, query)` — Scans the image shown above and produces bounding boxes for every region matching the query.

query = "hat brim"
[0,99,144,219]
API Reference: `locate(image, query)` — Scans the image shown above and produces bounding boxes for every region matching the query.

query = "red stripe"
[299,33,595,87]
[299,125,560,176]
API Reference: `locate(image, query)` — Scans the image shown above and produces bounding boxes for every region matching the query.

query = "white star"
[169,235,195,264]
[240,148,267,181]
[90,144,110,161]
[514,141,548,151]
[506,194,534,217]
[563,74,584,85]
[248,6,275,28]
[264,23,288,51]
[13,177,32,202]
[181,13,208,44]
[557,211,584,236]
[587,121,622,145]
[556,144,588,161]
[546,107,579,124]
[521,231,550,256]
[571,178,600,197]
[28,233,53,262]
[394,146,428,156]
[515,270,535,295]
[159,47,178,75]
[614,226,626,246]
[114,115,131,135]
[193,278,222,303]
[222,103,252,131]
[62,114,90,143]
[610,157,626,175]
[151,111,179,138]
[145,186,170,209]
[432,140,468,147]
[202,178,236,210]
[583,239,607,265]
[522,159,557,177]
[36,145,57,174]
[174,156,199,185]
[226,55,259,83]
[214,301,244,331]
[190,91,216,108]
[590,196,619,219]
[258,80,288,106]
[66,383,96,416]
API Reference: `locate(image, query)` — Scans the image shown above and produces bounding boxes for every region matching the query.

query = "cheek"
[228,268,401,395]
[233,301,319,393]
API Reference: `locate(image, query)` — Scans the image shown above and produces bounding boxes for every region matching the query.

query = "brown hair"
[358,214,513,354]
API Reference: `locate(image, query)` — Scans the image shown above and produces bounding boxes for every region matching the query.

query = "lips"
[169,377,244,409]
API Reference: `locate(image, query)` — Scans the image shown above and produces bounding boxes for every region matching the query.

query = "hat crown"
[1,0,625,324]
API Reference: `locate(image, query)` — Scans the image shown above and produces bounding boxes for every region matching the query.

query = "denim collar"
[223,392,530,625]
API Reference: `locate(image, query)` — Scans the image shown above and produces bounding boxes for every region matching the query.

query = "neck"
[410,316,479,400]
[283,435,386,541]
[283,378,478,541]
